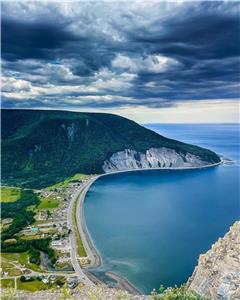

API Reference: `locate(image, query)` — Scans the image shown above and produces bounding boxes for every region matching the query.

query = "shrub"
[151,285,207,300]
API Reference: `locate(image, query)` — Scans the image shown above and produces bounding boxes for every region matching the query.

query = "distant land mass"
[2,109,220,188]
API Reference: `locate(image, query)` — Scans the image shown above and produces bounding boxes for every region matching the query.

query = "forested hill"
[2,109,220,188]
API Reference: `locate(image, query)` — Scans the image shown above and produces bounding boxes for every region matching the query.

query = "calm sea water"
[84,124,240,293]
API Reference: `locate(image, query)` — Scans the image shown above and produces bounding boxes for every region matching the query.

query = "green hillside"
[1,109,220,188]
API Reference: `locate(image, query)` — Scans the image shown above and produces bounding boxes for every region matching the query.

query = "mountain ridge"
[1,109,220,188]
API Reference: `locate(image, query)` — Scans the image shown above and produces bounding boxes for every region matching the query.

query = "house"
[20,267,28,274]
[37,211,48,221]
[67,277,79,289]
[42,278,49,284]
[48,275,57,282]
[51,240,63,247]
[24,275,31,281]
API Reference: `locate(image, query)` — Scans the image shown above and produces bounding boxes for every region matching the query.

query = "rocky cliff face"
[102,148,211,172]
[188,221,240,300]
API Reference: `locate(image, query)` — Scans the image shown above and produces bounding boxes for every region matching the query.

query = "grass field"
[1,252,42,272]
[1,259,22,276]
[47,173,89,190]
[0,187,21,202]
[17,278,49,292]
[37,195,59,209]
[0,278,15,288]
[73,193,87,257]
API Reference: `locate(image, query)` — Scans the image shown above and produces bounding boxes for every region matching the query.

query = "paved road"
[67,182,93,286]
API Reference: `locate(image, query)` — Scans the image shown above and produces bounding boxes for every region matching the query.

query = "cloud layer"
[1,1,240,111]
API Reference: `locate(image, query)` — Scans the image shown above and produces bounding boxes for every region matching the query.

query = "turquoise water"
[84,124,240,293]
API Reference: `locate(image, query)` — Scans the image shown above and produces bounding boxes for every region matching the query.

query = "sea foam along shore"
[76,160,223,293]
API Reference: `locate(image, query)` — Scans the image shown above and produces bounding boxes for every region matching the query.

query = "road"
[67,181,93,286]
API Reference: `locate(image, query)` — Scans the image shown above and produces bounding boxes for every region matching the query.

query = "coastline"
[106,272,142,295]
[76,160,223,293]
[75,176,143,294]
[76,175,102,269]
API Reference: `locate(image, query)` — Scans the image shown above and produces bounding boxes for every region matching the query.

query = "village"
[1,176,92,291]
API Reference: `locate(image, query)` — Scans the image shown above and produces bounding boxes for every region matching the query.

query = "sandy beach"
[76,175,102,268]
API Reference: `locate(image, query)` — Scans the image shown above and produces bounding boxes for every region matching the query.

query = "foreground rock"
[188,221,240,299]
[4,286,149,300]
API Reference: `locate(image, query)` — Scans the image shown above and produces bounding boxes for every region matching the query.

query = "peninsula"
[2,109,220,189]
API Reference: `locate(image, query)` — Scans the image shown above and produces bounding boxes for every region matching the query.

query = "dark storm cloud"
[1,1,240,109]
[122,2,240,60]
[1,17,79,61]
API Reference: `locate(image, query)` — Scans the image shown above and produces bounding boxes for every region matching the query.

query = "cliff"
[188,221,240,299]
[102,148,212,172]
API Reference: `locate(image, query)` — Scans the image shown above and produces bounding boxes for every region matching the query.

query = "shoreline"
[76,160,223,293]
[106,272,142,295]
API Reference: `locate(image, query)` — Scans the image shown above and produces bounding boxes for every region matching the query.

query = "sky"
[1,1,240,123]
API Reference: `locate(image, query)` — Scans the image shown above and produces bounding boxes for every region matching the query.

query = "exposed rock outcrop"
[7,286,150,300]
[188,221,240,300]
[102,148,211,172]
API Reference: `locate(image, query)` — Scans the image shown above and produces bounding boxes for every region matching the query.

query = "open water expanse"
[84,124,240,293]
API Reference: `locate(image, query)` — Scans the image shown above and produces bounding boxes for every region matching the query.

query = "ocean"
[84,124,240,294]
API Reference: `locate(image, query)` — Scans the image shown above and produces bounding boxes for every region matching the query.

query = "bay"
[84,124,240,293]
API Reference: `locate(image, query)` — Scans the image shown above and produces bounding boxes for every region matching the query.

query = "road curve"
[67,183,93,286]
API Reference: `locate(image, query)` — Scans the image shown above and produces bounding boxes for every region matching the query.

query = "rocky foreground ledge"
[188,221,240,300]
[2,286,149,300]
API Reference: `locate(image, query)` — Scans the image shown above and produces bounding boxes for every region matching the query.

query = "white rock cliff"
[102,148,210,172]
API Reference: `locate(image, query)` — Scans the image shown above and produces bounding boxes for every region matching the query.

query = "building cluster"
[1,177,92,292]
[20,274,79,289]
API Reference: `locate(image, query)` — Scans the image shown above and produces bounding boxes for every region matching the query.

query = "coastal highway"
[67,182,94,286]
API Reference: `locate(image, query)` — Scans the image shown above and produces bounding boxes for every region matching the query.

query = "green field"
[1,252,42,272]
[16,276,65,291]
[0,278,15,289]
[37,195,59,209]
[47,173,89,190]
[17,278,49,292]
[0,187,21,202]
